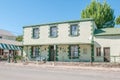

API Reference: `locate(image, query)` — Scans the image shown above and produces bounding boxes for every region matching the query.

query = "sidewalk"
[1,61,120,72]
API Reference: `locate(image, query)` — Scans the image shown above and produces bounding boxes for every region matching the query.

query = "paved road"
[0,65,120,80]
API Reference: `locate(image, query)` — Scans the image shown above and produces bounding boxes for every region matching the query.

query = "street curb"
[1,62,120,72]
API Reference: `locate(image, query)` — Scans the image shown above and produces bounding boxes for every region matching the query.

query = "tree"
[81,0,115,29]
[16,35,23,42]
[116,16,120,24]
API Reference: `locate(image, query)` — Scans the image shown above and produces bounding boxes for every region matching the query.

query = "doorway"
[49,46,55,61]
[104,47,110,62]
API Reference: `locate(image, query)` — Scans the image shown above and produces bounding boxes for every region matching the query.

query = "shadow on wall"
[94,41,101,47]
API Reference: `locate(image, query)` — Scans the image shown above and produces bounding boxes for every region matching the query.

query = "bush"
[15,55,23,60]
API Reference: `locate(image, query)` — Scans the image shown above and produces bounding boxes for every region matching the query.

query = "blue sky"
[0,0,120,35]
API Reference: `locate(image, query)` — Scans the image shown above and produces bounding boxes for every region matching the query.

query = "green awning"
[0,43,22,50]
[0,43,4,49]
[1,43,8,49]
[16,46,22,50]
[5,44,12,50]
[12,45,18,50]
[11,45,21,50]
[16,46,20,50]
[9,44,15,50]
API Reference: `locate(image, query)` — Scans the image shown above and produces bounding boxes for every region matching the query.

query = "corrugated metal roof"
[0,39,22,46]
[94,28,120,36]
[0,29,15,36]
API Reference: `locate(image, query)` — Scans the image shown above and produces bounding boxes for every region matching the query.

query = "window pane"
[71,25,78,36]
[74,46,78,57]
[70,45,79,58]
[71,46,74,57]
[33,47,35,57]
[35,47,39,57]
[96,47,101,56]
[74,51,78,57]
[32,47,39,58]
[50,26,57,37]
[33,28,39,38]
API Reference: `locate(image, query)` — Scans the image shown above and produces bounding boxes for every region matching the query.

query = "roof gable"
[0,29,15,36]
[94,28,120,36]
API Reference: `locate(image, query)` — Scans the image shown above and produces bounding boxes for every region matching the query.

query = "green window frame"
[49,26,58,38]
[32,28,39,39]
[69,24,79,36]
[69,45,79,59]
[31,46,39,58]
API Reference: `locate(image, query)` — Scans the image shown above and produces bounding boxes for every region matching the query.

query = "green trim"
[95,34,120,36]
[94,28,120,36]
[30,46,33,58]
[38,46,40,56]
[49,26,58,38]
[30,46,40,58]
[91,44,94,61]
[39,46,41,56]
[23,18,94,28]
[31,27,40,39]
[68,45,79,59]
[56,45,58,61]
[23,43,91,46]
[78,46,80,57]
[69,24,80,37]
[68,45,71,59]
[47,45,58,61]
[47,46,50,61]
[91,22,94,62]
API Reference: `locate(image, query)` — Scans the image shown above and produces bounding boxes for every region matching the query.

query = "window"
[83,48,87,54]
[31,46,39,58]
[50,26,57,37]
[70,45,79,59]
[70,24,79,36]
[32,28,39,39]
[96,47,101,56]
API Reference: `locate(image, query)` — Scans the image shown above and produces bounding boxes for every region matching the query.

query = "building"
[23,18,120,62]
[94,28,120,62]
[0,29,22,60]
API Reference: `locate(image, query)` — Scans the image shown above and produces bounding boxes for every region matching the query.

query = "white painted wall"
[94,36,120,62]
[57,44,91,62]
[80,45,91,62]
[23,21,93,45]
[40,45,49,60]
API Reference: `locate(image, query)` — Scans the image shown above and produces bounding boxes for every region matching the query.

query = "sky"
[0,0,120,35]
